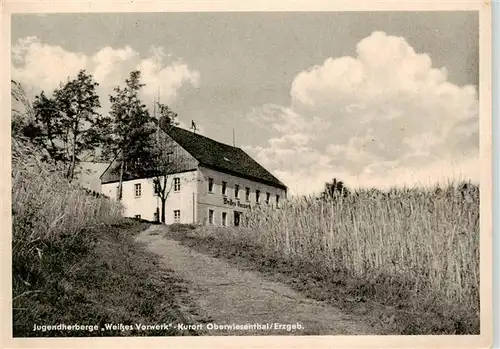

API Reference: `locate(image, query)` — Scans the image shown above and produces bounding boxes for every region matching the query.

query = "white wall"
[196,166,287,226]
[101,166,287,225]
[102,170,198,223]
[163,171,198,224]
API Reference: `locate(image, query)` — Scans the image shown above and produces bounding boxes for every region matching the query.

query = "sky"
[11,12,479,195]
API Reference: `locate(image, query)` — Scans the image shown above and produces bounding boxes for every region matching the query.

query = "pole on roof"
[233,128,235,147]
[153,92,157,124]
[156,85,160,142]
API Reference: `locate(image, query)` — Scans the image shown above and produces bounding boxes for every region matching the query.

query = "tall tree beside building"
[54,70,103,179]
[147,103,181,223]
[22,70,104,179]
[28,91,65,164]
[104,70,156,201]
[157,103,179,130]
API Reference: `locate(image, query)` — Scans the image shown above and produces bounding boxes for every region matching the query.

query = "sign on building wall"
[223,197,251,210]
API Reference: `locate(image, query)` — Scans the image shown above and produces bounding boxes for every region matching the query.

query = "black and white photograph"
[2,2,494,348]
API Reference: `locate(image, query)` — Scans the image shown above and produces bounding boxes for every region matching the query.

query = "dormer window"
[166,151,174,164]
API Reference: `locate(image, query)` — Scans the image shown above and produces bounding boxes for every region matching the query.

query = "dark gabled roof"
[163,125,287,190]
[100,159,197,184]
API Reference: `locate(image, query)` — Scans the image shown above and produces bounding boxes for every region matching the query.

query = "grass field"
[11,135,479,335]
[165,183,480,335]
[12,138,199,337]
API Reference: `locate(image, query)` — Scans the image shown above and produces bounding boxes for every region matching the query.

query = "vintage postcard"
[1,1,493,348]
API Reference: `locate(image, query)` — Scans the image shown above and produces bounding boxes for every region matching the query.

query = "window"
[208,209,214,224]
[174,210,181,223]
[208,178,214,193]
[222,212,227,226]
[235,184,239,199]
[222,181,227,196]
[166,151,174,164]
[256,190,260,203]
[276,194,280,205]
[266,192,270,204]
[234,211,241,227]
[135,183,142,197]
[153,180,160,196]
[245,187,250,201]
[173,177,181,192]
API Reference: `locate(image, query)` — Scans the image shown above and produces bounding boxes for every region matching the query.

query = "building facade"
[100,125,287,226]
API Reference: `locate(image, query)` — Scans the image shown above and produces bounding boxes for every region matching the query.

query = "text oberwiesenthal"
[33,322,304,333]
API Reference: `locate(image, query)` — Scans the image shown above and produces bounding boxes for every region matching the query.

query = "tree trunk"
[161,198,166,224]
[69,128,77,180]
[65,163,72,179]
[118,156,125,201]
[161,175,168,223]
[64,127,71,177]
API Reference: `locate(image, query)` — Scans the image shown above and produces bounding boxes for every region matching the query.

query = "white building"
[100,125,287,226]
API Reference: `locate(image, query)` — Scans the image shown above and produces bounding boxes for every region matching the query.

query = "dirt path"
[136,225,377,336]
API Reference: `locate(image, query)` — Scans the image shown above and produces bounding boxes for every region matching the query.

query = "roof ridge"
[168,125,240,150]
[144,123,287,190]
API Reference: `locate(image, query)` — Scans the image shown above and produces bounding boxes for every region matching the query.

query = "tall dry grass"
[12,136,200,337]
[12,137,124,302]
[12,138,123,242]
[242,184,479,316]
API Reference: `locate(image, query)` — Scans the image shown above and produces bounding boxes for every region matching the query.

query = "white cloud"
[91,46,139,85]
[136,46,200,103]
[246,31,479,195]
[12,37,200,112]
[12,36,89,94]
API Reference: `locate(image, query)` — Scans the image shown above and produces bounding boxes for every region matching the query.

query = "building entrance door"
[234,211,241,227]
[154,207,160,223]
